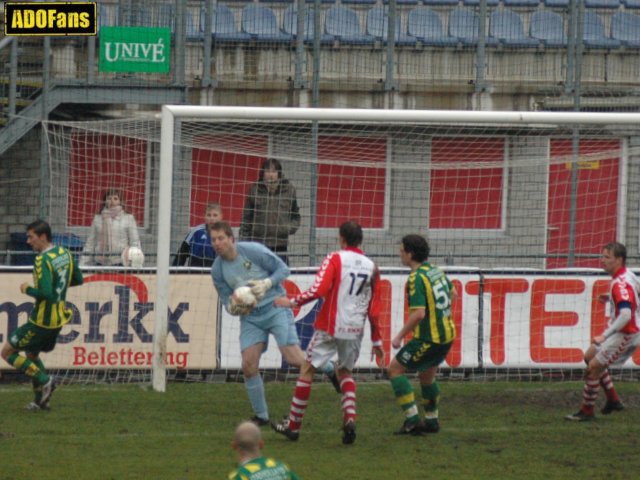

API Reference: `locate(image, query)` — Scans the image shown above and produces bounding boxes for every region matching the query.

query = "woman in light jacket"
[81,189,141,266]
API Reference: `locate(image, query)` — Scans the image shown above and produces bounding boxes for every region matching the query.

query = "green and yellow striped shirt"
[406,262,456,344]
[26,246,83,329]
[228,456,299,480]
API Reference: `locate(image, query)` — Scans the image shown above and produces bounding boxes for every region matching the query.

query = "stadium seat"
[406,8,458,46]
[99,4,118,28]
[423,0,459,5]
[623,0,640,8]
[187,8,202,40]
[449,8,497,46]
[582,11,621,48]
[210,4,251,42]
[503,0,540,6]
[611,11,640,47]
[158,3,175,31]
[342,0,377,5]
[463,0,500,6]
[530,10,567,47]
[489,9,539,47]
[383,0,420,5]
[132,6,151,27]
[325,6,374,44]
[367,7,418,46]
[241,5,292,42]
[283,5,334,44]
[584,0,621,8]
[543,0,569,7]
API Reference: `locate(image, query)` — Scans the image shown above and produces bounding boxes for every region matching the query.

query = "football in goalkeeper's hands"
[233,286,257,307]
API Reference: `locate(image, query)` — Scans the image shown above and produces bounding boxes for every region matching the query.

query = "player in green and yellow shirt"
[1,220,83,410]
[228,421,299,480]
[387,234,457,435]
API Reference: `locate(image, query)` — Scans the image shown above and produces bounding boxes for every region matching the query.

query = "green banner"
[99,27,170,73]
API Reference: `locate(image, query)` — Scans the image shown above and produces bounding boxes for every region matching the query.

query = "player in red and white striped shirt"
[566,242,640,421]
[271,221,384,444]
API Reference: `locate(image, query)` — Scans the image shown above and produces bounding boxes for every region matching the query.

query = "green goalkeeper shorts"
[9,322,62,355]
[395,338,453,372]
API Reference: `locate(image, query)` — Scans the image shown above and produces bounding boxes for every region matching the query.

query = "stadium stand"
[543,0,569,7]
[383,0,421,5]
[489,9,539,47]
[449,7,499,46]
[241,5,292,42]
[324,6,373,44]
[99,4,117,28]
[623,0,640,8]
[367,7,418,45]
[582,11,621,48]
[463,0,500,6]
[611,11,640,47]
[422,0,459,5]
[584,0,621,8]
[530,10,567,47]
[503,0,540,6]
[406,7,458,46]
[342,0,378,5]
[283,5,334,43]
[209,4,251,42]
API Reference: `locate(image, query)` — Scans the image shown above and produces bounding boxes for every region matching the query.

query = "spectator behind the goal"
[173,202,222,267]
[228,421,299,480]
[80,189,141,266]
[239,158,301,265]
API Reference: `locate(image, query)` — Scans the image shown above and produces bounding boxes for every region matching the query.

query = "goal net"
[25,107,640,389]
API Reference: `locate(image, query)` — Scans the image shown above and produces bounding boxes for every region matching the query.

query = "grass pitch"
[1,380,639,479]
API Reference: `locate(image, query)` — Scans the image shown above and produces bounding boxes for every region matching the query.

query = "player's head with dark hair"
[26,219,52,242]
[259,158,283,181]
[401,234,430,263]
[340,220,363,248]
[604,242,627,264]
[209,221,234,239]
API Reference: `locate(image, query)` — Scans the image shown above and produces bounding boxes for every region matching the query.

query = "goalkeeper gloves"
[247,278,273,301]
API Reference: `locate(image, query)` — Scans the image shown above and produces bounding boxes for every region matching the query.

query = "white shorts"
[306,330,362,372]
[595,332,640,367]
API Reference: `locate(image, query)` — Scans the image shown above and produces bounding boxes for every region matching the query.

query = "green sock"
[8,353,48,385]
[31,359,46,403]
[421,381,441,421]
[390,376,420,424]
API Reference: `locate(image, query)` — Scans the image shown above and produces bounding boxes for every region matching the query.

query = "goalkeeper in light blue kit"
[210,221,336,426]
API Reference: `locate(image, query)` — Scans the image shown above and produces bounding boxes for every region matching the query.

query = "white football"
[122,246,145,268]
[233,286,257,306]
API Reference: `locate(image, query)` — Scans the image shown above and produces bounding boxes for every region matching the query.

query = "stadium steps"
[0,83,188,156]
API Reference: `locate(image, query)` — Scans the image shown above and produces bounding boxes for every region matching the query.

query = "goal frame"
[153,106,640,392]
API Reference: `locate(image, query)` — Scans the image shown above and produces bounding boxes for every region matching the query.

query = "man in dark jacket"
[240,158,301,264]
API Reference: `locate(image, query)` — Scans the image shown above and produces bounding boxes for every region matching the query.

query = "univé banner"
[99,27,171,73]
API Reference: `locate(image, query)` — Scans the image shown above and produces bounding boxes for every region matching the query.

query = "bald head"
[233,421,263,455]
